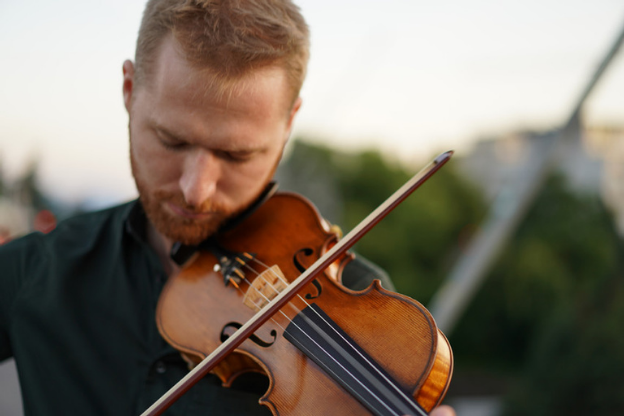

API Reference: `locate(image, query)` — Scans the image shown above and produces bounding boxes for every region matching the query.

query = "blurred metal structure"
[429,20,624,335]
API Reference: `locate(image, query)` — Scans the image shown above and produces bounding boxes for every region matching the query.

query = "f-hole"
[220,322,277,348]
[305,280,322,300]
[293,247,314,273]
[294,247,323,299]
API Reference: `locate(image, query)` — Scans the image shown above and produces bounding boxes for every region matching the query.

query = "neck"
[146,221,180,277]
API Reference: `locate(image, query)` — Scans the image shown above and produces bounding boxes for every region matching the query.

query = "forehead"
[133,36,294,152]
[144,36,291,117]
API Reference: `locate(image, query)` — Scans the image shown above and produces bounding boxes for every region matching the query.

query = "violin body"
[157,192,453,415]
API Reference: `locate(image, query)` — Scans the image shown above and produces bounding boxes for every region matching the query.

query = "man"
[0,0,455,414]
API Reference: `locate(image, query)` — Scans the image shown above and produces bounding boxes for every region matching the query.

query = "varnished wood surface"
[157,193,453,415]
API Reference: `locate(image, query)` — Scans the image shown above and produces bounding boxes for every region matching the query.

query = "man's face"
[123,36,301,245]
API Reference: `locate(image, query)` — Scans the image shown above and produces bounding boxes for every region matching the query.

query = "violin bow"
[141,150,454,416]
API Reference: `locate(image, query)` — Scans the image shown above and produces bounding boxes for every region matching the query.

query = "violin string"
[250,258,427,416]
[224,258,423,416]
[222,272,399,416]
[242,259,422,416]
[233,261,403,416]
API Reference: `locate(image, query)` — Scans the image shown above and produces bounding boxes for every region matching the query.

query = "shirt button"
[155,361,167,374]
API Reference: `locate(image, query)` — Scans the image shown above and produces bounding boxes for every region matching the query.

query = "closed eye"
[160,139,188,151]
[216,150,256,163]
[155,129,188,151]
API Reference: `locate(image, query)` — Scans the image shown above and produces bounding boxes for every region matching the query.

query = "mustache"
[154,190,230,215]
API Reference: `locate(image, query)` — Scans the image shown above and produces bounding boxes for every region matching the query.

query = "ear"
[284,97,303,139]
[122,60,135,112]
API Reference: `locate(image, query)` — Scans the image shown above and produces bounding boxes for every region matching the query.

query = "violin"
[143,151,454,416]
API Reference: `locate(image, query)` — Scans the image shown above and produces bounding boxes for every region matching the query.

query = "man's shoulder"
[0,200,136,259]
[52,200,136,235]
[0,200,138,297]
[341,254,395,292]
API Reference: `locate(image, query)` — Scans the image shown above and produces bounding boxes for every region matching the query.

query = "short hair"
[134,0,310,106]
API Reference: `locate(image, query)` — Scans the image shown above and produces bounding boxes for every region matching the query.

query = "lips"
[166,202,214,220]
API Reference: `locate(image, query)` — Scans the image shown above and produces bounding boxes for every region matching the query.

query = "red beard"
[131,154,236,246]
[141,188,233,245]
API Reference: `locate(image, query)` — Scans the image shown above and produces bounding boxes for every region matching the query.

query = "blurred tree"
[447,173,624,413]
[501,186,624,415]
[503,288,624,416]
[276,139,485,302]
[0,158,5,197]
[16,159,50,212]
[451,174,620,367]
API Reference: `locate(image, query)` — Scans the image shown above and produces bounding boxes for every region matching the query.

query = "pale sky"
[1,0,623,208]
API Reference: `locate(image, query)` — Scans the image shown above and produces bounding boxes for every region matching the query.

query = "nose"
[179,149,220,208]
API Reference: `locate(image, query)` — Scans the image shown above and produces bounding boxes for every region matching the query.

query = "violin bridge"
[243,265,288,312]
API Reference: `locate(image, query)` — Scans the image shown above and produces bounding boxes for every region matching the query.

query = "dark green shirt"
[0,200,392,415]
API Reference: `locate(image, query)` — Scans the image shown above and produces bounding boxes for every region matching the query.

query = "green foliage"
[443,172,624,413]
[451,174,621,373]
[499,189,624,415]
[503,290,624,415]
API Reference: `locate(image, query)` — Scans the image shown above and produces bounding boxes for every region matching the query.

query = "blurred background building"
[458,125,624,232]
